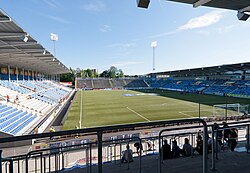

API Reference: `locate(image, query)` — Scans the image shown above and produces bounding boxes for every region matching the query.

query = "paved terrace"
[62,146,250,173]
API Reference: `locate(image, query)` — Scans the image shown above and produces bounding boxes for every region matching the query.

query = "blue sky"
[1,0,250,75]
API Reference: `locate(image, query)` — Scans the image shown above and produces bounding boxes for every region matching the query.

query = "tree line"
[60,66,124,83]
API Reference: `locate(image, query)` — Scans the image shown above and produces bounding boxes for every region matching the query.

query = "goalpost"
[213,103,249,117]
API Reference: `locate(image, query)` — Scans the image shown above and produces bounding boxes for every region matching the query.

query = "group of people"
[161,122,238,160]
[213,122,238,151]
[121,140,154,163]
[162,138,193,159]
[121,122,238,163]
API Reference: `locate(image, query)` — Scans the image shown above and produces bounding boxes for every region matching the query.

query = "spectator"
[145,140,153,151]
[222,122,230,144]
[134,142,143,156]
[171,140,181,158]
[195,135,203,155]
[121,145,133,163]
[207,135,212,153]
[228,128,238,151]
[6,94,10,102]
[182,138,192,156]
[214,123,223,147]
[162,139,171,160]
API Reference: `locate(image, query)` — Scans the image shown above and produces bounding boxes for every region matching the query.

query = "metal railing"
[1,118,250,173]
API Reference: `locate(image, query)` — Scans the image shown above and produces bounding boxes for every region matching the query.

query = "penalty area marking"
[126,107,151,122]
[179,111,194,118]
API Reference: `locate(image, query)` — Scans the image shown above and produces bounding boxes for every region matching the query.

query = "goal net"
[213,103,249,117]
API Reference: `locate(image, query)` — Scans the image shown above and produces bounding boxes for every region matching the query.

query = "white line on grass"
[179,111,194,118]
[126,107,151,122]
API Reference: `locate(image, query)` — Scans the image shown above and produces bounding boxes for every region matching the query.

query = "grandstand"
[76,78,149,89]
[1,1,250,173]
[147,62,250,99]
[0,9,73,136]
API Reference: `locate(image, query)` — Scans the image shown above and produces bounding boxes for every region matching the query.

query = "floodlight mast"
[151,41,157,72]
[50,33,58,57]
[50,33,58,81]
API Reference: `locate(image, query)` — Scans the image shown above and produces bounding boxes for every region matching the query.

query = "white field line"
[126,107,151,122]
[179,111,194,118]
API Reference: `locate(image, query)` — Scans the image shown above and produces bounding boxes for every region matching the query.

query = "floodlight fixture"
[238,6,250,21]
[0,16,11,23]
[137,0,150,8]
[50,33,58,41]
[20,34,29,42]
[151,41,157,48]
[237,11,250,21]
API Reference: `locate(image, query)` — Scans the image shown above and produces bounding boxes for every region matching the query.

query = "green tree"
[118,69,124,78]
[86,69,93,78]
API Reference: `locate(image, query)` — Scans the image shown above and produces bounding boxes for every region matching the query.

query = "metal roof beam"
[240,5,250,12]
[193,0,212,8]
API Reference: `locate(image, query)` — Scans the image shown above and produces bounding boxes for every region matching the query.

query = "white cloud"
[215,25,234,33]
[48,16,70,24]
[148,30,179,39]
[38,13,70,24]
[108,43,135,48]
[43,0,59,8]
[100,25,111,32]
[81,0,106,12]
[111,61,143,68]
[108,42,135,56]
[178,10,227,31]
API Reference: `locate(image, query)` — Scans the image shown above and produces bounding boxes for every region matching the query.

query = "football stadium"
[0,1,250,173]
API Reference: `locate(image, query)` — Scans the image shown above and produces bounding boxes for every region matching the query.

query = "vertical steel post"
[247,125,249,154]
[25,155,29,173]
[203,124,208,173]
[9,159,13,173]
[97,131,103,173]
[211,126,216,171]
[90,144,92,173]
[43,157,46,173]
[0,150,2,173]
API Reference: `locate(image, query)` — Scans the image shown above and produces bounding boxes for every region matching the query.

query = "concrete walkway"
[62,147,250,173]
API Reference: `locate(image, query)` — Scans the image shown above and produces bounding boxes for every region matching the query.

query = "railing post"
[139,139,142,173]
[43,157,46,173]
[247,125,249,154]
[203,123,208,173]
[25,155,29,173]
[0,150,2,173]
[97,131,103,173]
[211,126,216,171]
[89,143,92,173]
[9,159,14,173]
[40,153,43,173]
[158,135,162,173]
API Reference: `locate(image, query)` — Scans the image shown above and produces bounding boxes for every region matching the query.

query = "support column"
[8,65,10,81]
[16,67,18,82]
[23,69,24,81]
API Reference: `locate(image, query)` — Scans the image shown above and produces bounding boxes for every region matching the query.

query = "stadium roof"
[150,62,250,76]
[167,0,250,11]
[167,0,250,20]
[0,9,69,75]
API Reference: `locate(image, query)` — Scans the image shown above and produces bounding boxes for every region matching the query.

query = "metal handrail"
[2,118,250,173]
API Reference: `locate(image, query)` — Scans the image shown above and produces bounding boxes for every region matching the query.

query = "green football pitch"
[63,89,250,130]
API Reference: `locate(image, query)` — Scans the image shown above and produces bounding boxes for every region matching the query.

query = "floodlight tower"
[50,33,58,81]
[151,41,157,72]
[50,33,58,57]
